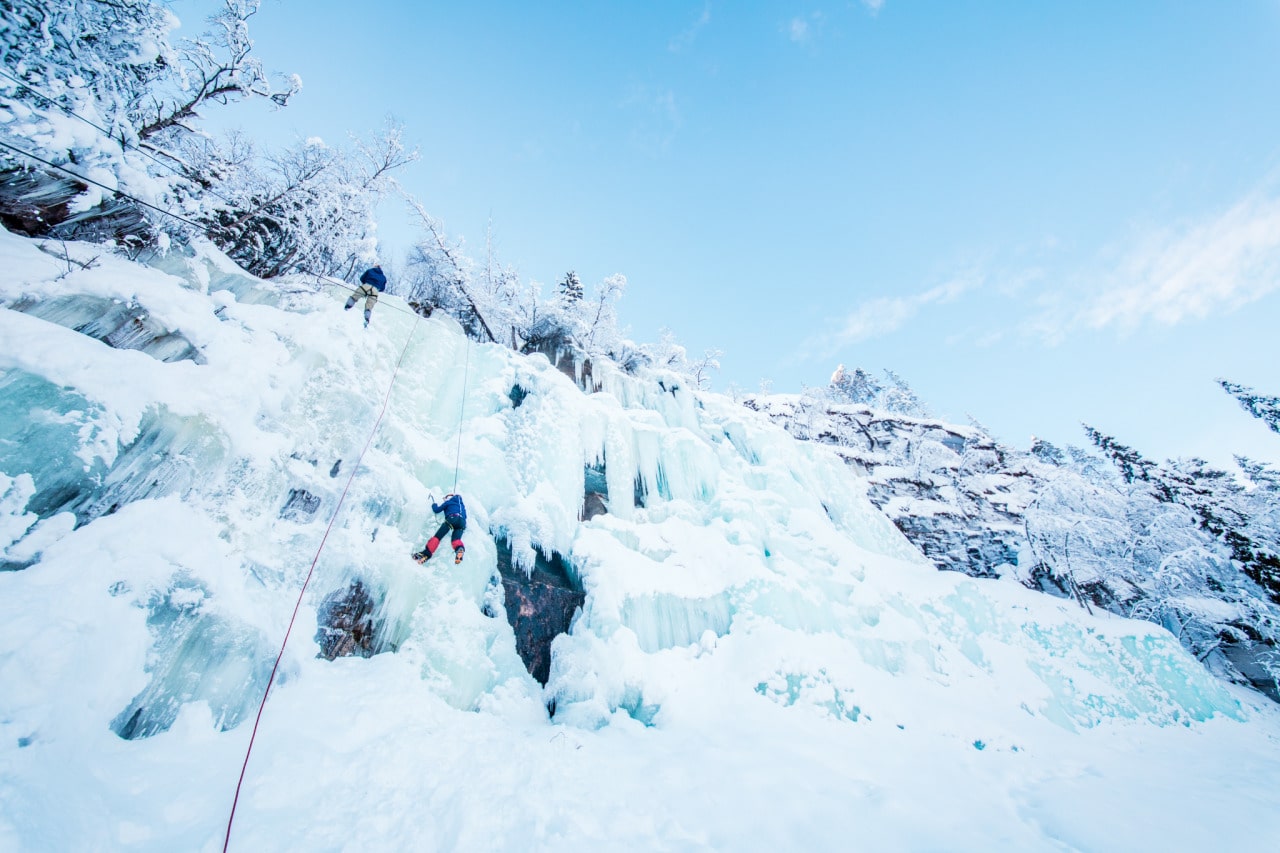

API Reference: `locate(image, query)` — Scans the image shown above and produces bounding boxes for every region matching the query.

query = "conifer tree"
[1082,424,1170,498]
[1220,379,1280,434]
[558,271,584,302]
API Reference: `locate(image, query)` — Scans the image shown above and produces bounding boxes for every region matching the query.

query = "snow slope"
[2,229,1280,852]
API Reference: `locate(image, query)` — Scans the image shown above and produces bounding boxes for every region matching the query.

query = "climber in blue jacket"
[413,493,466,564]
[345,265,387,327]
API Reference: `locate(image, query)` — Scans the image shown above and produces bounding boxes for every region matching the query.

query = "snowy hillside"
[3,230,1280,851]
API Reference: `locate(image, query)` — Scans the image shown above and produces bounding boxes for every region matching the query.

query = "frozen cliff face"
[1,229,1279,850]
[743,394,1035,579]
[741,392,1280,705]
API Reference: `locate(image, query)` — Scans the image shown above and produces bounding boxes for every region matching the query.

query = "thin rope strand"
[0,138,422,316]
[0,65,245,209]
[0,137,208,230]
[222,317,419,852]
[453,332,472,492]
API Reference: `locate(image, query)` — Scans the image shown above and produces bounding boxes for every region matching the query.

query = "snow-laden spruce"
[3,230,1280,850]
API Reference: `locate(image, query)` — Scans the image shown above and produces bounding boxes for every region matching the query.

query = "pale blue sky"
[173,0,1280,468]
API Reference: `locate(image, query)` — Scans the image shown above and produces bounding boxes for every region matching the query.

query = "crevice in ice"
[6,294,205,364]
[583,461,608,521]
[494,535,584,685]
[509,384,529,409]
[314,577,389,660]
[723,426,761,465]
[111,574,274,740]
[632,463,671,509]
[361,494,397,527]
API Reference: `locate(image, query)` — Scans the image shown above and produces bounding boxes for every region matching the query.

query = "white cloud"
[788,18,810,43]
[861,0,885,14]
[1079,191,1280,331]
[669,3,712,53]
[821,276,975,351]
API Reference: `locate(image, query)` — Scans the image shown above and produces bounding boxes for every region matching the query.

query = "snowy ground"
[2,229,1280,852]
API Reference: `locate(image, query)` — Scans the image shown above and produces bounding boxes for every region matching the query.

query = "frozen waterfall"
[2,229,1279,851]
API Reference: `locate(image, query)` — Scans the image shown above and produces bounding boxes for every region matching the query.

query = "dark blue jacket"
[360,266,387,292]
[433,494,466,522]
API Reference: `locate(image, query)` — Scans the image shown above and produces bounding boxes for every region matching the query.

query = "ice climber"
[345,265,387,327]
[413,493,467,564]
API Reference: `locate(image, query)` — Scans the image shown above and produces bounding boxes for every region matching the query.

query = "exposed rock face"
[745,396,1032,579]
[582,462,609,521]
[314,579,380,660]
[0,168,149,242]
[581,492,607,522]
[494,538,583,686]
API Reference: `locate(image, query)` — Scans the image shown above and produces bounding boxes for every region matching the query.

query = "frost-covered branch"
[138,1,300,141]
[404,197,497,343]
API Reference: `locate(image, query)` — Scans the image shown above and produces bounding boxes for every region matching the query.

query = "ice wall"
[0,228,1250,727]
[0,229,1275,850]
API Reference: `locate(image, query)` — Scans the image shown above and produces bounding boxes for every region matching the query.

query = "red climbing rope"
[222,316,420,852]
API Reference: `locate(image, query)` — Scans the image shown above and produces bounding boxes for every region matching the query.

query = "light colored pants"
[346,283,379,313]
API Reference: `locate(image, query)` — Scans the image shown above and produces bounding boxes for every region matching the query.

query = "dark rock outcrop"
[0,167,150,242]
[314,579,381,660]
[494,537,583,685]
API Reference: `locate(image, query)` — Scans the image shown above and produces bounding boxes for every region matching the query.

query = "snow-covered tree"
[688,348,723,390]
[136,0,299,142]
[1029,436,1066,466]
[1,0,180,140]
[558,271,583,302]
[645,330,687,371]
[0,0,297,221]
[576,274,626,356]
[200,121,415,278]
[402,199,497,340]
[880,369,929,417]
[826,366,928,416]
[1083,424,1171,499]
[1220,379,1280,435]
[828,365,881,406]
